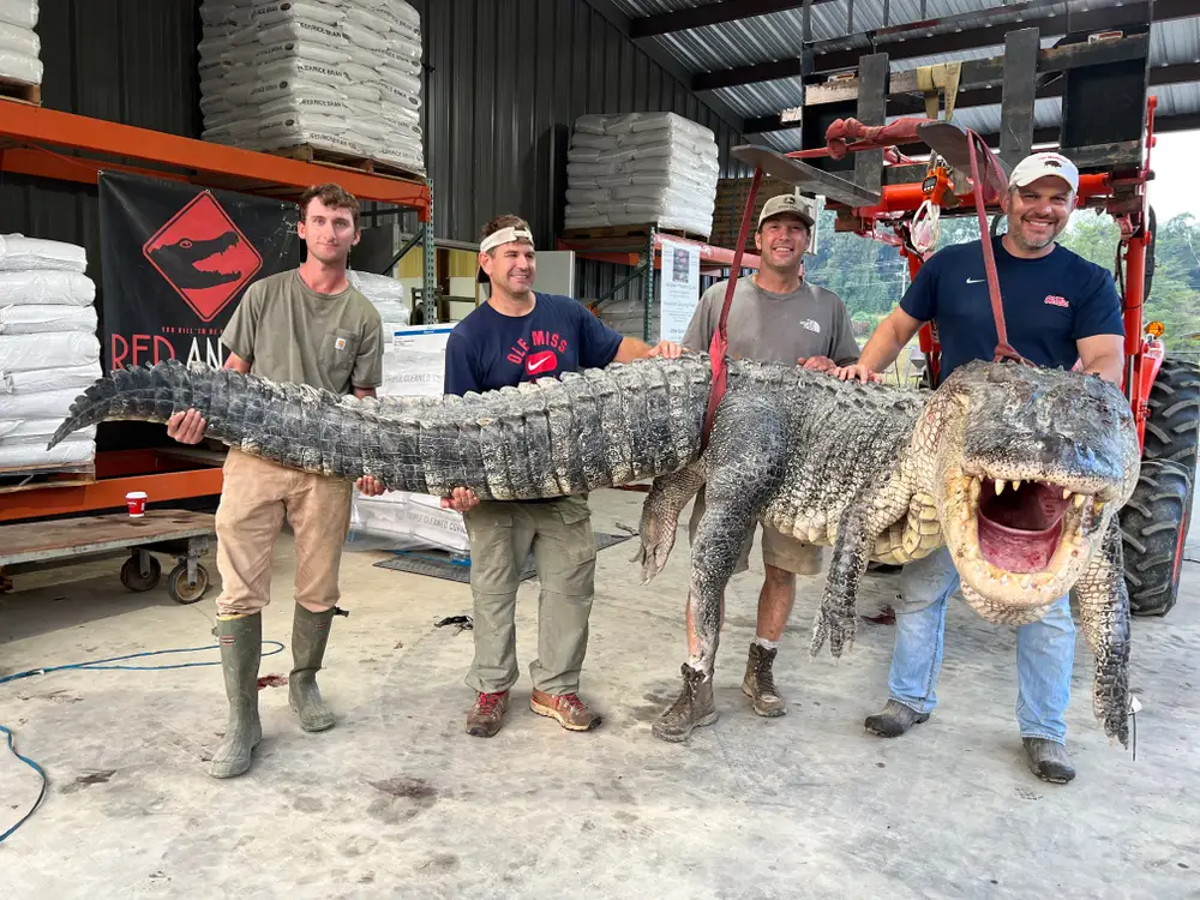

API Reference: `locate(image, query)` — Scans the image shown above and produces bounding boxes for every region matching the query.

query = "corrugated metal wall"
[0,0,741,310]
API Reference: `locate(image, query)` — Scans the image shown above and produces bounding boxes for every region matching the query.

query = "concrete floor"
[1,487,1199,899]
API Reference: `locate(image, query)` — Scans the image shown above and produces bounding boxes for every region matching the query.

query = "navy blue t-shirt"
[444,292,625,396]
[900,236,1124,382]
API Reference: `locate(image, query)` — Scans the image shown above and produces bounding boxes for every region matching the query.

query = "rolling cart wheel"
[120,554,162,592]
[167,562,210,605]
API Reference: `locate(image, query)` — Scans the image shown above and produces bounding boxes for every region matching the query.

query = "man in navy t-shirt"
[835,151,1125,785]
[442,214,682,739]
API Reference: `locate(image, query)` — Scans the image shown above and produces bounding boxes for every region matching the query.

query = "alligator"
[146,231,244,290]
[47,354,1139,745]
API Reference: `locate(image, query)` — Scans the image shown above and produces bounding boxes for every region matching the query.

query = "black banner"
[98,171,300,370]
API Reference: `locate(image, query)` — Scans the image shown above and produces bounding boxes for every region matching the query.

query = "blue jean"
[887,546,1075,743]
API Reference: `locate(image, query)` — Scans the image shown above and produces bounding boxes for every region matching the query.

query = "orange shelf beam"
[0,103,430,218]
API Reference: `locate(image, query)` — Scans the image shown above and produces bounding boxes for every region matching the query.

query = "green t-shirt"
[221,269,384,394]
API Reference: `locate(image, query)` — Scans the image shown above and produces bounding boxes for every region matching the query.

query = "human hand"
[648,340,683,359]
[440,487,480,513]
[356,475,387,496]
[833,363,883,384]
[166,409,206,444]
[797,355,837,373]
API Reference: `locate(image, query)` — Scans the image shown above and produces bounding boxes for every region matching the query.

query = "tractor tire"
[1142,356,1200,472]
[1119,459,1191,617]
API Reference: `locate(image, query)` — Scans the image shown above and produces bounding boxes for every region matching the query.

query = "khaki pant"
[688,486,823,576]
[462,495,597,696]
[214,448,353,616]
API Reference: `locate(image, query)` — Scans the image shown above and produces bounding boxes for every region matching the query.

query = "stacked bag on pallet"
[197,0,426,177]
[0,0,41,87]
[564,112,720,238]
[0,234,101,470]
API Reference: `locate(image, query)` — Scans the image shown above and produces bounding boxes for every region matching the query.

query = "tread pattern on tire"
[1120,459,1190,616]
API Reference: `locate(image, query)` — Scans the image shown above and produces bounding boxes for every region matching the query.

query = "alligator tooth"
[1073,493,1086,508]
[1062,487,1071,500]
[1020,575,1033,590]
[1094,499,1106,514]
[1013,480,1022,491]
[995,479,1005,495]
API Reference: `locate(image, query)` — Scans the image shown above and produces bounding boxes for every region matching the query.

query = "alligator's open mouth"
[952,474,1104,591]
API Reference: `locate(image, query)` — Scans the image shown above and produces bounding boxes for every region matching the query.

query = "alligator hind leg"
[635,462,706,583]
[652,394,787,744]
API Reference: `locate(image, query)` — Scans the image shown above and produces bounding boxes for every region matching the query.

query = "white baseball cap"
[1008,151,1079,193]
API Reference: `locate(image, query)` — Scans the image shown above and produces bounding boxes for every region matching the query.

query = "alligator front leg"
[810,505,873,659]
[635,462,706,583]
[1072,516,1132,747]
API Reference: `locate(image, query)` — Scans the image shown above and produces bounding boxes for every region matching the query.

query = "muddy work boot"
[466,690,510,738]
[288,605,338,732]
[651,664,717,743]
[1023,737,1076,784]
[864,699,930,737]
[209,614,263,779]
[530,689,602,732]
[742,642,786,717]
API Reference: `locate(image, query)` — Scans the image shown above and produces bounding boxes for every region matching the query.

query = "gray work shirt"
[681,275,860,366]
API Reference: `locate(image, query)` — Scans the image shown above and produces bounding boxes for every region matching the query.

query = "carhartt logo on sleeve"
[335,336,347,350]
[1044,295,1069,308]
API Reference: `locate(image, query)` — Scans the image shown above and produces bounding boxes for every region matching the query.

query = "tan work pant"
[689,486,823,576]
[462,495,597,696]
[214,448,354,616]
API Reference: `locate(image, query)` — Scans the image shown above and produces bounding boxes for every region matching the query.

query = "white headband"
[481,226,534,254]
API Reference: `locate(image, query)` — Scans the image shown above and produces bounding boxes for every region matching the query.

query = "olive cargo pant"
[214,448,354,616]
[462,495,598,696]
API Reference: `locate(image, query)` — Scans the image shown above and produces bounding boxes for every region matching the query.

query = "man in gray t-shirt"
[654,193,860,743]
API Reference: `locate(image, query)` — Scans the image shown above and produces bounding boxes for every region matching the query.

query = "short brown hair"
[300,183,361,229]
[480,214,531,249]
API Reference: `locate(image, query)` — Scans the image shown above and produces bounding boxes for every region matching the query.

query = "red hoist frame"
[703,98,1162,455]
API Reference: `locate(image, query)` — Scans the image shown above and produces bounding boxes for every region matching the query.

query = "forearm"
[1083,353,1124,386]
[614,337,652,363]
[856,320,907,372]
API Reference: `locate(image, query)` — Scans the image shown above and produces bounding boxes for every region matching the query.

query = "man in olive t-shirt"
[165,183,385,780]
[654,192,861,744]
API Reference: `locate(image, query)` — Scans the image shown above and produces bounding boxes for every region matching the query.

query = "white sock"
[753,636,778,651]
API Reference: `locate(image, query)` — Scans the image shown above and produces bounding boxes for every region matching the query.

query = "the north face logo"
[1044,295,1069,308]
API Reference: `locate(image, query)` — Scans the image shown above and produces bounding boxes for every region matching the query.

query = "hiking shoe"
[742,643,786,717]
[530,689,602,732]
[466,691,509,738]
[864,699,930,737]
[1023,737,1076,784]
[651,664,717,743]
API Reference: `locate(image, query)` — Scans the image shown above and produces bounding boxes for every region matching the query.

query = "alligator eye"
[180,239,193,248]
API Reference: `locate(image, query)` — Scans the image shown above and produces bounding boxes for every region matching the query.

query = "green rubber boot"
[288,605,337,732]
[209,614,263,779]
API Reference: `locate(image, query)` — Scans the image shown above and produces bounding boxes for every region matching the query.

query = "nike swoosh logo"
[966,277,985,284]
[527,356,554,373]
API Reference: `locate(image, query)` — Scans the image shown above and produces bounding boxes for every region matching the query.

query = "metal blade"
[730,145,881,207]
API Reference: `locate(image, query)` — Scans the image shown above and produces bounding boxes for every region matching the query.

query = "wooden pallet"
[0,76,41,107]
[268,144,426,184]
[559,224,710,244]
[0,461,96,494]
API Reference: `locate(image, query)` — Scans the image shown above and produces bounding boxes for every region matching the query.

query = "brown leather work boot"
[651,663,717,742]
[466,690,509,738]
[742,642,786,717]
[529,689,602,731]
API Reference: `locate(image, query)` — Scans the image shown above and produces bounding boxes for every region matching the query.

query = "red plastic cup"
[126,491,147,517]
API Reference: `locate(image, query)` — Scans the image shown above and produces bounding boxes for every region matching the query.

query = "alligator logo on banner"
[98,171,300,371]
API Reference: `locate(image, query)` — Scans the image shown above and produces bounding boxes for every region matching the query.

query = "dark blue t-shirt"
[444,292,625,396]
[900,236,1124,383]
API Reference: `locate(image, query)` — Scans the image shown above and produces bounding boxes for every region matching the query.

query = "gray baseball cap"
[758,193,815,229]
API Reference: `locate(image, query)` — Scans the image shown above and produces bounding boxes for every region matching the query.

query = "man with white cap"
[653,191,861,743]
[834,150,1125,783]
[442,214,682,738]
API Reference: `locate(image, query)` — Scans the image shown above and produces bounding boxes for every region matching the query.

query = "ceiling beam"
[579,0,748,135]
[630,1,836,40]
[695,0,1196,92]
